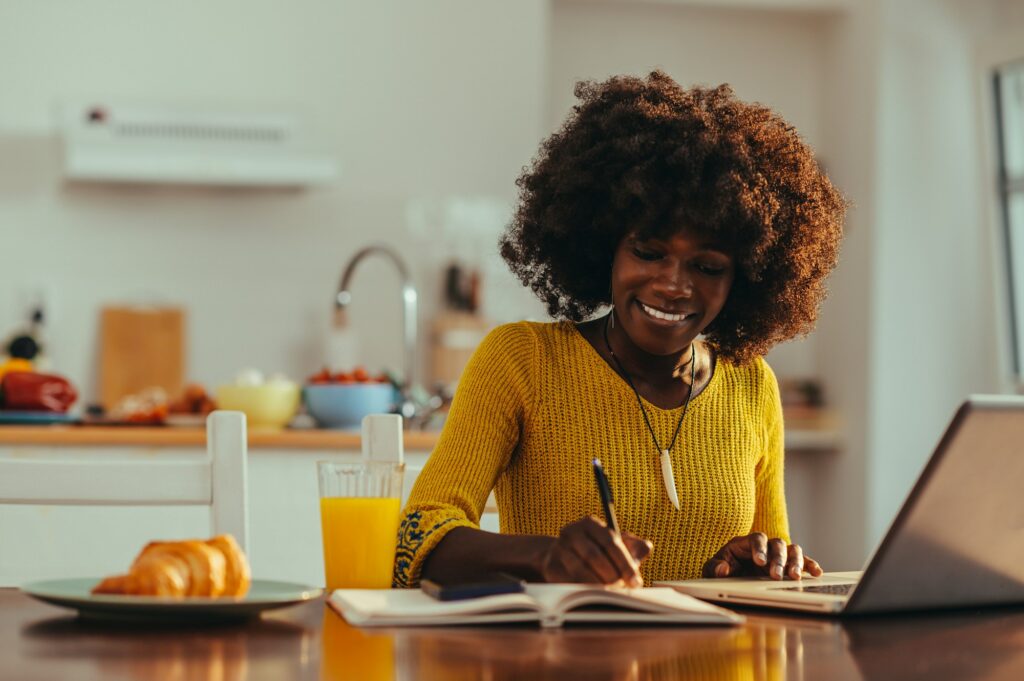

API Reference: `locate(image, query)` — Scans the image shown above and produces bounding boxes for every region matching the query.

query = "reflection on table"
[384,615,854,681]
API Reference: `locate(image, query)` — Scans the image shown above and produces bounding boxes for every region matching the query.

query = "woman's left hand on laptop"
[701,532,823,581]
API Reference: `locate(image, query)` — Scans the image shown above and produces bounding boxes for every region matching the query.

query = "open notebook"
[329,584,743,628]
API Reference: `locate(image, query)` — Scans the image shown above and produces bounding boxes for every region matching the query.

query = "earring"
[608,280,615,329]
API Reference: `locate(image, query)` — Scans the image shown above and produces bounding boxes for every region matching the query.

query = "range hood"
[61,102,338,187]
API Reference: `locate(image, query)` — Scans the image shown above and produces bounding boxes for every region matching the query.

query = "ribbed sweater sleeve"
[751,358,790,544]
[392,323,535,587]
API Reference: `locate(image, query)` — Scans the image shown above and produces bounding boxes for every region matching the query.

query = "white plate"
[22,578,322,622]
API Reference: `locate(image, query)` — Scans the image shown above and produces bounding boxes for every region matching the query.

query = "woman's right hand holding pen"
[539,516,653,588]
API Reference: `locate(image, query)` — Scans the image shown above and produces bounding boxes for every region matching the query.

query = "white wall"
[812,0,1019,565]
[864,0,1002,547]
[0,0,550,396]
[791,0,1024,568]
[795,2,881,570]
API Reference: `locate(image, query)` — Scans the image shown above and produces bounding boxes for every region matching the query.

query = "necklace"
[603,312,695,510]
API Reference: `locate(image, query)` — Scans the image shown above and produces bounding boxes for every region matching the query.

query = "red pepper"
[0,372,78,412]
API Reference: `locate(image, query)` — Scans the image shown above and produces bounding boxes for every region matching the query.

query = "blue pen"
[592,458,620,536]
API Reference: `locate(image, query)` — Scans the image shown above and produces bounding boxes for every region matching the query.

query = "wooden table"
[4,589,1024,680]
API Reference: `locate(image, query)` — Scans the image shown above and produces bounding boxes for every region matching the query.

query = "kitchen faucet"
[335,244,419,417]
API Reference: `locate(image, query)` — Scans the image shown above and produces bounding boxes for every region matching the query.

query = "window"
[995,61,1024,380]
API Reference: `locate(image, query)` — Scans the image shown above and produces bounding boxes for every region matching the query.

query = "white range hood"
[61,102,338,187]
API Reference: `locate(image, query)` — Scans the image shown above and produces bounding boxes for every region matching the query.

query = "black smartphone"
[420,573,526,601]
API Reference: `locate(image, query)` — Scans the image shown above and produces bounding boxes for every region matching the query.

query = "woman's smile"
[635,299,697,326]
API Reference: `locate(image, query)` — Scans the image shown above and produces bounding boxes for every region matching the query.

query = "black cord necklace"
[603,311,695,510]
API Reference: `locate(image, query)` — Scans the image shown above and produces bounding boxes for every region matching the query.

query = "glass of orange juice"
[317,461,404,590]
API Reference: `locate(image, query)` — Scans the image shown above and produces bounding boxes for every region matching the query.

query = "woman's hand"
[540,516,653,587]
[702,532,823,580]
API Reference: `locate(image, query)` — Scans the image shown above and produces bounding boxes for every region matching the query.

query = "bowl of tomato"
[303,367,398,429]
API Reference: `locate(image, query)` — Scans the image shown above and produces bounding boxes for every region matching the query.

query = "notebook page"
[330,588,540,626]
[525,584,742,624]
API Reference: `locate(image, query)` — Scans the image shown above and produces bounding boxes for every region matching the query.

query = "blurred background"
[1,0,1023,571]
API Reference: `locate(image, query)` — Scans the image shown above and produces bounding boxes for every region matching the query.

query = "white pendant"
[660,449,680,510]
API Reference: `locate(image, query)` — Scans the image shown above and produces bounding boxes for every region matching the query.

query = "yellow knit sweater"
[393,321,789,587]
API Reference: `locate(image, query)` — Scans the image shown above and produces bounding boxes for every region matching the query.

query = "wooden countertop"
[0,424,441,450]
[0,408,840,450]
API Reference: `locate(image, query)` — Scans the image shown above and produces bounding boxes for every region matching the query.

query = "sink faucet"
[335,245,418,398]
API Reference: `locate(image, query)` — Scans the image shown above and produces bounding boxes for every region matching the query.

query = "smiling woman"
[393,70,846,589]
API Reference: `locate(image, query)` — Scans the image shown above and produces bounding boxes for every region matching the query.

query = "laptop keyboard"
[773,583,855,596]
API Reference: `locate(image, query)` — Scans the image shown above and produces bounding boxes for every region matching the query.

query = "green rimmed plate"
[21,578,322,622]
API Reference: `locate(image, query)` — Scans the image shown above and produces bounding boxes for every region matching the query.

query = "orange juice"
[320,496,401,589]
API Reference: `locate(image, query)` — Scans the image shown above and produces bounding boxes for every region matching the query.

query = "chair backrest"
[0,410,249,551]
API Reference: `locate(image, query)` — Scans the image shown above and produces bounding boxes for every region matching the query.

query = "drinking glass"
[317,460,404,590]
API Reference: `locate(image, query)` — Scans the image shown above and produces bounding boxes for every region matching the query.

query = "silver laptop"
[659,395,1024,614]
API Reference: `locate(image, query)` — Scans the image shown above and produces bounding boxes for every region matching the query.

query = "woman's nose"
[653,265,693,298]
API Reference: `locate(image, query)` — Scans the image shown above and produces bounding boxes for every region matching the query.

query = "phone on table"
[420,572,526,601]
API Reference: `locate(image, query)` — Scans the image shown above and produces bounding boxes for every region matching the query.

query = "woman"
[394,71,845,588]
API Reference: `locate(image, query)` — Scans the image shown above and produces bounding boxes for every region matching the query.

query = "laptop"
[659,395,1024,615]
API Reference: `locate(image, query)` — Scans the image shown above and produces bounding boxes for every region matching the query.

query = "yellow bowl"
[215,383,300,430]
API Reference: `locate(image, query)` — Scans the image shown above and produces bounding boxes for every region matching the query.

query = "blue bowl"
[303,383,398,429]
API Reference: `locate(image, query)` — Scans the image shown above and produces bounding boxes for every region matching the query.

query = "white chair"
[0,410,250,551]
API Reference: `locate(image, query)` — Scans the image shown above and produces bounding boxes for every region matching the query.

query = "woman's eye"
[632,247,662,261]
[696,263,727,275]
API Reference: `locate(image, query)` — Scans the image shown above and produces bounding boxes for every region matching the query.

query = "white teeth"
[640,302,689,322]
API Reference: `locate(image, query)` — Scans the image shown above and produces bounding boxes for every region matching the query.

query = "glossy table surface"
[4,587,1024,681]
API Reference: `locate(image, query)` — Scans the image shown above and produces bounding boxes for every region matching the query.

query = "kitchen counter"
[0,424,440,450]
[0,408,840,450]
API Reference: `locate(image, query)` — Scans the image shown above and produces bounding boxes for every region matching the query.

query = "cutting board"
[430,312,492,390]
[99,306,185,409]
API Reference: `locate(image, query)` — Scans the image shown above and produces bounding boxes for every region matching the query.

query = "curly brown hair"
[500,70,846,364]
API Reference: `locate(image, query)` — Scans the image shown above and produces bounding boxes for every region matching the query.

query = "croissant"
[92,534,251,598]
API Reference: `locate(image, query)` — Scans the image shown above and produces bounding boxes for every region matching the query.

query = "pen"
[592,458,620,536]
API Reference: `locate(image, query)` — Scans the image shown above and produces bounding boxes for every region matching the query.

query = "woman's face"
[610,229,735,356]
